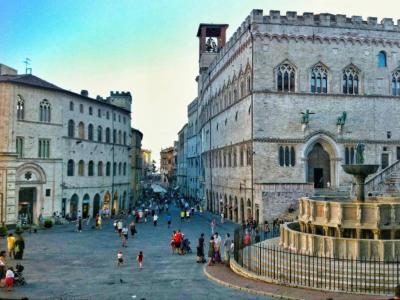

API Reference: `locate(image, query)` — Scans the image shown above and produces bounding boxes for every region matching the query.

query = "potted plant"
[44,219,53,229]
[0,225,7,237]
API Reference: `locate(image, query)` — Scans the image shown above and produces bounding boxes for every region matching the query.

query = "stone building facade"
[191,10,400,225]
[130,128,143,207]
[160,146,175,187]
[0,65,132,225]
[141,149,152,179]
[176,124,188,196]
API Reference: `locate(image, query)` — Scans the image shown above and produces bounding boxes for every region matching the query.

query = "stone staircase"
[365,160,400,195]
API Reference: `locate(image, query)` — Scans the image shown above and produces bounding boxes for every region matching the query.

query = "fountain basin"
[342,164,379,201]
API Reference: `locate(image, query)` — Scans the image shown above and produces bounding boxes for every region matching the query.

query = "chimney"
[80,90,89,97]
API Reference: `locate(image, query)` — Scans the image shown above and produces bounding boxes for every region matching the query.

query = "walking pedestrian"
[170,231,176,254]
[196,233,205,263]
[77,216,82,232]
[186,210,190,222]
[213,232,222,263]
[210,218,216,235]
[220,212,224,224]
[7,234,15,259]
[86,214,91,226]
[166,214,172,228]
[208,236,215,266]
[14,234,25,260]
[223,233,232,265]
[113,219,118,232]
[263,221,270,239]
[137,251,144,269]
[122,226,128,247]
[180,210,185,222]
[153,214,158,226]
[117,250,123,267]
[129,221,136,237]
[117,220,123,237]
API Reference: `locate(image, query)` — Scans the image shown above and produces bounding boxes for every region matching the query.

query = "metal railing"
[365,159,400,192]
[233,226,400,295]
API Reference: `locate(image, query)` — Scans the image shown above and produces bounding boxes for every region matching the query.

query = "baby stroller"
[181,238,192,254]
[14,264,26,286]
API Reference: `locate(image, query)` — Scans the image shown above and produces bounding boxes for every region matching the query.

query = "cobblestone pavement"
[0,207,274,300]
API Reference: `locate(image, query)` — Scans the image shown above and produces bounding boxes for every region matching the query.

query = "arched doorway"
[234,197,238,222]
[228,196,233,220]
[93,194,100,216]
[240,198,244,223]
[122,191,127,211]
[82,194,90,218]
[112,192,119,215]
[307,143,331,188]
[70,194,79,220]
[223,195,228,217]
[18,188,36,225]
[103,192,110,211]
[246,199,252,221]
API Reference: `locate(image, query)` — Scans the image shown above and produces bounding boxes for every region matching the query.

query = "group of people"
[208,232,232,266]
[0,233,26,291]
[170,230,190,255]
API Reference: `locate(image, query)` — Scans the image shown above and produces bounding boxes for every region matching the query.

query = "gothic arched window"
[67,159,74,176]
[88,160,94,176]
[98,161,103,176]
[105,128,110,143]
[78,160,85,176]
[78,122,85,139]
[106,162,111,176]
[97,126,102,142]
[123,162,127,175]
[378,51,387,68]
[278,145,295,167]
[277,63,296,92]
[88,124,94,141]
[40,99,51,122]
[311,64,328,94]
[17,96,24,120]
[68,120,75,137]
[392,69,400,96]
[69,101,74,111]
[343,65,360,95]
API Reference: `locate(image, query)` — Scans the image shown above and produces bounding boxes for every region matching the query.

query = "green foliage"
[44,219,53,228]
[0,226,7,236]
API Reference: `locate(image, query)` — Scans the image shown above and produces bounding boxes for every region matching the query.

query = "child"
[7,233,15,259]
[117,250,123,267]
[5,267,14,291]
[137,251,143,269]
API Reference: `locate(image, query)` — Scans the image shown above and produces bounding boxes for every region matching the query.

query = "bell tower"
[196,24,228,73]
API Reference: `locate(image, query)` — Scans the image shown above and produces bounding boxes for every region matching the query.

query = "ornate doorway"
[18,188,36,225]
[307,143,331,188]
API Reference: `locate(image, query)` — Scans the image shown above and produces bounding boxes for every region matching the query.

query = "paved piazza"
[0,207,273,300]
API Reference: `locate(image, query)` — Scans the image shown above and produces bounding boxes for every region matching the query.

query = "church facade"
[0,64,132,225]
[196,10,400,224]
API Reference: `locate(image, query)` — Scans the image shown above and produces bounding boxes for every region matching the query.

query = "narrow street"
[0,207,273,299]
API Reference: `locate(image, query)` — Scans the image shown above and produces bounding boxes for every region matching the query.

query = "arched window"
[118,162,122,175]
[113,129,117,144]
[17,96,24,120]
[277,63,295,92]
[345,146,355,165]
[113,162,117,176]
[279,146,284,166]
[67,159,74,176]
[392,69,400,96]
[378,51,387,68]
[68,120,75,137]
[343,65,360,95]
[40,99,51,122]
[89,106,93,115]
[97,126,102,142]
[311,64,328,94]
[105,127,110,143]
[118,130,122,144]
[78,122,85,139]
[69,101,74,111]
[88,124,94,141]
[233,148,237,167]
[247,76,251,93]
[98,161,103,176]
[123,132,126,145]
[240,147,244,166]
[278,145,295,167]
[290,146,296,166]
[123,162,126,175]
[78,160,85,176]
[106,162,111,176]
[88,161,94,176]
[79,104,84,113]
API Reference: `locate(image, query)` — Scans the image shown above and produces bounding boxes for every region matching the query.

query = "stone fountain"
[341,143,379,201]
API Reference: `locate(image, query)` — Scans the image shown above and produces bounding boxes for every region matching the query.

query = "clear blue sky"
[1,0,399,164]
